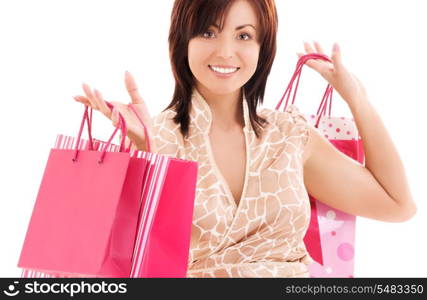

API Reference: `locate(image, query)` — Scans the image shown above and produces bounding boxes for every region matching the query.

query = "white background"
[1,0,426,277]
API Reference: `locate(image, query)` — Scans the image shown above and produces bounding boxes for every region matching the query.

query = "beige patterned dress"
[150,87,314,278]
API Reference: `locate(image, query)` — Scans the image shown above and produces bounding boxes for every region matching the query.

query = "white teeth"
[209,65,238,74]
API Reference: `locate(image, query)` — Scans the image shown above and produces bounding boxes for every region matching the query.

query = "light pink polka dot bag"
[276,53,365,278]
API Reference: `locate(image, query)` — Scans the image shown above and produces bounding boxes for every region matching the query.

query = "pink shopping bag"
[128,103,198,277]
[19,102,198,278]
[18,105,143,277]
[276,53,365,277]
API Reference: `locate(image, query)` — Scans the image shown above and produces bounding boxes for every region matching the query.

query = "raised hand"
[73,71,152,151]
[297,41,367,107]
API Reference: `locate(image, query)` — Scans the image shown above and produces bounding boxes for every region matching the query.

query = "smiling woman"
[152,0,318,278]
[166,0,278,139]
[72,0,417,278]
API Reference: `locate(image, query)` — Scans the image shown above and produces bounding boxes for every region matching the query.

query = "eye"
[239,32,252,41]
[202,30,215,39]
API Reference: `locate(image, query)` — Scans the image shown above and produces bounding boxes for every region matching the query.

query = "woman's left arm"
[299,41,417,222]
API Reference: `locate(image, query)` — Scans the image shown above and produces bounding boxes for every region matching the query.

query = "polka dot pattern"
[308,114,359,140]
[326,210,336,220]
[337,243,355,261]
[305,113,362,278]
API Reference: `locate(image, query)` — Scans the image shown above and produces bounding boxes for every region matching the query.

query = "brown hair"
[165,0,278,139]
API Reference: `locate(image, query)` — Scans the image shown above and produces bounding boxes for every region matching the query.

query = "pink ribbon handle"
[276,53,338,266]
[127,104,152,153]
[72,102,128,163]
[275,53,335,129]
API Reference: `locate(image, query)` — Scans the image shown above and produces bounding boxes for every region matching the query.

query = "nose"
[215,37,234,60]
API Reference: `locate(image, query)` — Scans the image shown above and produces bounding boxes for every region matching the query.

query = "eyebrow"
[213,23,257,31]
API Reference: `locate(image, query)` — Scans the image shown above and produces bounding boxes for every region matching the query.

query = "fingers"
[93,89,113,119]
[82,83,99,110]
[77,83,113,119]
[301,41,323,70]
[124,71,151,120]
[313,41,325,54]
[296,40,320,59]
[331,42,343,72]
[125,71,144,105]
[304,41,315,54]
[73,96,90,106]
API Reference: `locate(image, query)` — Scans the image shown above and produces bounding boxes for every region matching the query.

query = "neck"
[195,84,245,132]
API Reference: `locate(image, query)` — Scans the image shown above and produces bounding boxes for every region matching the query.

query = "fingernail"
[333,43,339,52]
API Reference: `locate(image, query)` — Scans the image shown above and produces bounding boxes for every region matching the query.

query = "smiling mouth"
[208,65,240,74]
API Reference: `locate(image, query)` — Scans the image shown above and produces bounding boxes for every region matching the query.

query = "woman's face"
[188,0,261,96]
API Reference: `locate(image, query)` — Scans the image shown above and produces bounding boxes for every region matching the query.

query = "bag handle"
[82,101,152,154]
[84,105,95,151]
[275,53,335,128]
[127,103,152,153]
[275,54,335,266]
[72,103,128,163]
[85,104,133,153]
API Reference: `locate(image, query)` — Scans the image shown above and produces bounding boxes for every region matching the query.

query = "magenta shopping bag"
[19,103,198,278]
[276,53,365,277]
[128,102,198,277]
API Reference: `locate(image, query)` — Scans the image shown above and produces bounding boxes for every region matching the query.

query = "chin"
[210,86,241,95]
[201,81,244,95]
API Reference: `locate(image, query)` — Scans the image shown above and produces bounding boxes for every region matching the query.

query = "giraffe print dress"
[150,87,314,278]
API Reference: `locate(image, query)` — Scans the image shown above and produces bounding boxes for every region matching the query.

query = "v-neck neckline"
[187,87,256,251]
[205,128,250,212]
[188,87,252,216]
